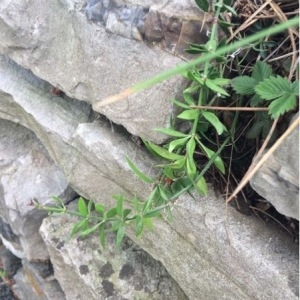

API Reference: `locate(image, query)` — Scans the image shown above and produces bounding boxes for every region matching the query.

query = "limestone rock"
[0,53,298,299]
[0,54,156,204]
[251,115,299,220]
[0,0,209,143]
[13,259,65,300]
[0,118,77,261]
[39,204,187,300]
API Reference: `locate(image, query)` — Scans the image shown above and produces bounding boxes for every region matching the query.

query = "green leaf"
[255,76,298,100]
[169,136,190,152]
[154,128,188,138]
[116,223,125,248]
[231,76,257,95]
[255,76,298,118]
[69,219,87,240]
[183,93,196,106]
[142,188,157,213]
[202,111,227,135]
[51,196,65,208]
[291,81,300,94]
[198,141,225,174]
[223,4,237,16]
[195,176,208,195]
[186,137,196,158]
[106,207,117,218]
[186,156,197,179]
[77,197,88,217]
[158,185,171,201]
[99,223,106,248]
[80,222,102,237]
[123,208,132,220]
[252,61,273,82]
[135,216,144,237]
[95,203,105,216]
[143,206,162,218]
[87,199,93,214]
[163,167,174,179]
[268,94,297,119]
[157,157,186,170]
[126,156,154,183]
[205,79,229,96]
[146,142,184,160]
[172,99,190,109]
[114,195,123,217]
[195,0,209,11]
[143,217,154,230]
[206,40,217,52]
[177,109,199,120]
[211,78,230,86]
[186,138,197,179]
[111,219,121,232]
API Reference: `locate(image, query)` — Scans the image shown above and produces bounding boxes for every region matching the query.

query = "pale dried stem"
[227,0,273,43]
[226,116,299,203]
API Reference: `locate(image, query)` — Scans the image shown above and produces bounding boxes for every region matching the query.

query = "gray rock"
[13,259,65,300]
[0,53,298,299]
[0,0,209,143]
[0,241,22,278]
[251,115,299,220]
[0,54,155,204]
[39,204,187,300]
[0,117,77,261]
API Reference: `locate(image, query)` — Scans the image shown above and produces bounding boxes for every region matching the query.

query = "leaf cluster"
[36,0,299,249]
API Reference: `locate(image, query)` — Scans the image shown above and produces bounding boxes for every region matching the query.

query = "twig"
[226,116,299,203]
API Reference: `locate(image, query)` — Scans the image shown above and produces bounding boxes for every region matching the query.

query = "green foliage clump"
[36,0,299,248]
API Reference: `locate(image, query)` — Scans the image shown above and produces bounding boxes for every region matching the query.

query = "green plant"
[231,60,299,140]
[37,1,299,247]
[34,195,166,249]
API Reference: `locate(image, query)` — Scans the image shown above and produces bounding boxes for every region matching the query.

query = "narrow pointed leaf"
[146,142,184,160]
[95,203,105,215]
[186,156,197,179]
[80,222,102,237]
[77,198,88,217]
[157,157,186,170]
[177,109,199,120]
[135,216,144,237]
[154,128,188,138]
[69,219,87,240]
[115,195,123,217]
[169,136,190,152]
[202,111,227,135]
[172,99,190,109]
[126,156,154,183]
[198,141,225,174]
[87,199,93,214]
[106,207,117,218]
[205,79,229,96]
[196,176,208,195]
[183,93,196,105]
[186,137,196,158]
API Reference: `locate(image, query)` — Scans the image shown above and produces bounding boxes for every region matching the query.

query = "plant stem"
[94,17,299,108]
